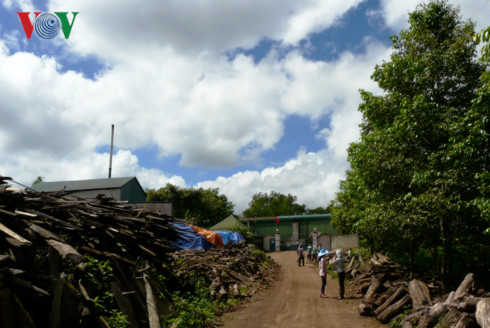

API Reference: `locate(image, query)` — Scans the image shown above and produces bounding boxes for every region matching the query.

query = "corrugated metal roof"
[241,214,331,222]
[32,177,136,192]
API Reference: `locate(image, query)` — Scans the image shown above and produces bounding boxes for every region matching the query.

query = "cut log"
[374,286,407,316]
[454,313,477,328]
[409,279,432,310]
[453,273,475,301]
[364,274,383,304]
[444,291,456,306]
[376,294,411,323]
[417,302,448,328]
[434,308,464,328]
[453,295,483,312]
[402,308,429,327]
[476,298,490,328]
[358,302,373,316]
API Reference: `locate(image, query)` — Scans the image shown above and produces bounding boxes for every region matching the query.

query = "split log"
[143,273,161,328]
[47,239,85,265]
[409,279,432,310]
[0,222,31,244]
[377,294,411,323]
[374,286,407,316]
[453,273,475,301]
[28,223,62,241]
[476,298,490,328]
[47,274,65,328]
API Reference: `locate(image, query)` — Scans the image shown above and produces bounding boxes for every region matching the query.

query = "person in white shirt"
[330,249,346,299]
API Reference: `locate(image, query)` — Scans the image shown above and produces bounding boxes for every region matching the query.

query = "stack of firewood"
[0,176,181,327]
[171,244,276,300]
[0,176,277,328]
[346,252,490,327]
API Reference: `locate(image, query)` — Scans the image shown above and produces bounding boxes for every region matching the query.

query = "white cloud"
[198,148,348,214]
[2,0,486,216]
[281,0,365,45]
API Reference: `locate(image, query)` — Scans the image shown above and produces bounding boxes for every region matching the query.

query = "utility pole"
[108,124,114,178]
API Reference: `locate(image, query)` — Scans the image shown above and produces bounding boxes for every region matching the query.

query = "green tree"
[32,176,44,186]
[146,184,235,227]
[332,0,488,289]
[242,191,306,217]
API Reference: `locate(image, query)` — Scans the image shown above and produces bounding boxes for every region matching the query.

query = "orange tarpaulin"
[191,225,224,247]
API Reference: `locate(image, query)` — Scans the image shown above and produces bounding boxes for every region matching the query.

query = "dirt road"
[222,251,386,328]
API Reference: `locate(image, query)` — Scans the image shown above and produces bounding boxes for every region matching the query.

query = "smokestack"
[108,124,114,178]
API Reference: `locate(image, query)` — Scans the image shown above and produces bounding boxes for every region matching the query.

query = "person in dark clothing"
[297,245,305,266]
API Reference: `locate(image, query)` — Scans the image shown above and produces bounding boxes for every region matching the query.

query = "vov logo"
[17,12,78,39]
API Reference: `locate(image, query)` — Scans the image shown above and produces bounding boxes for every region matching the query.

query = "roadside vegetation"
[330,0,489,290]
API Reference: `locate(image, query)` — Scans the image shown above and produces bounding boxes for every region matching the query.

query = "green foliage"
[107,309,130,328]
[331,0,489,288]
[163,277,220,328]
[243,191,306,217]
[146,184,235,227]
[32,176,44,186]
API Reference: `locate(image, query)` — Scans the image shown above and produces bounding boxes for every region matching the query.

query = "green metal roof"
[241,214,331,222]
[32,177,140,192]
[209,215,247,230]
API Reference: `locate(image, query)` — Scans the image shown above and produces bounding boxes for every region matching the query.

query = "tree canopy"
[242,191,307,217]
[331,0,489,289]
[146,184,235,227]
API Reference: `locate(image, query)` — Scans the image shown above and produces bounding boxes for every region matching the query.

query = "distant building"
[241,214,336,240]
[32,177,146,202]
[32,177,172,215]
[240,214,358,251]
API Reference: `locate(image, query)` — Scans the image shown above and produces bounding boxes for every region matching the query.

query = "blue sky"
[0,0,487,214]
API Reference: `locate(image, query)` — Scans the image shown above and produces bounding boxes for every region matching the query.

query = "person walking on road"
[330,249,346,299]
[297,245,305,266]
[312,245,317,263]
[307,245,312,264]
[318,249,329,298]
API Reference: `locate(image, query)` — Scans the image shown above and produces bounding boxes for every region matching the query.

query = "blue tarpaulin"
[171,222,244,250]
[214,230,245,245]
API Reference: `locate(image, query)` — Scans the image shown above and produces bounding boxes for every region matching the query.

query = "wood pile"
[346,252,490,327]
[170,244,276,300]
[0,176,181,328]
